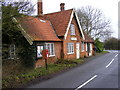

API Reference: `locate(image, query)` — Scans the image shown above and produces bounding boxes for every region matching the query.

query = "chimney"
[60,3,65,11]
[38,0,43,15]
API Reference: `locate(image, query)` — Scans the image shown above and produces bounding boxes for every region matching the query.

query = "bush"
[95,38,104,53]
[55,59,78,64]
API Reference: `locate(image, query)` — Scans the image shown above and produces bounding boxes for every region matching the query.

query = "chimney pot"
[60,3,65,11]
[38,0,43,15]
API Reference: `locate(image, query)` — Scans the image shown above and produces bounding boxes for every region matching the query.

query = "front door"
[76,43,80,59]
[87,43,90,56]
[89,43,92,56]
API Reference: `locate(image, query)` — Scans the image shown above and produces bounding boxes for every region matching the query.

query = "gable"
[45,9,85,40]
[64,9,85,40]
[65,16,83,42]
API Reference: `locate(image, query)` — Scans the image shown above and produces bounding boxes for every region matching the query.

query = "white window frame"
[67,43,74,54]
[70,24,75,35]
[90,43,92,51]
[9,44,16,59]
[37,45,44,58]
[45,43,55,57]
[82,42,84,52]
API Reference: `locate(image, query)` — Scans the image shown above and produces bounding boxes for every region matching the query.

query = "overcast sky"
[31,0,119,39]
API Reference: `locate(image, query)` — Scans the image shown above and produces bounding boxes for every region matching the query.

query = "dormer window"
[70,24,75,35]
[39,19,46,23]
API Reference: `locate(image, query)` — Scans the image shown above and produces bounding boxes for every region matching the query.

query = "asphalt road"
[27,51,119,89]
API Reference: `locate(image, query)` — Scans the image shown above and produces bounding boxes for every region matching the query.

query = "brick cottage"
[15,0,94,68]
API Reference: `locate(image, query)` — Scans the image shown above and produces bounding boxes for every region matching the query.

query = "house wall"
[92,43,94,55]
[89,43,94,56]
[80,43,87,58]
[63,16,83,60]
[35,42,62,68]
[84,42,94,57]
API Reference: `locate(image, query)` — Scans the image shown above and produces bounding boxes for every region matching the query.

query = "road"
[27,51,119,89]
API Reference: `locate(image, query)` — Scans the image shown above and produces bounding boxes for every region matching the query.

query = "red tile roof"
[83,31,94,42]
[45,9,73,36]
[17,9,94,43]
[18,16,61,41]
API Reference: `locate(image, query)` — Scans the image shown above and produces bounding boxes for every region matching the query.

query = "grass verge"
[2,59,84,88]
[96,51,109,55]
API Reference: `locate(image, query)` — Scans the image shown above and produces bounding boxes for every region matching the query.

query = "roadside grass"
[101,51,109,53]
[2,51,108,88]
[96,51,109,55]
[2,59,84,88]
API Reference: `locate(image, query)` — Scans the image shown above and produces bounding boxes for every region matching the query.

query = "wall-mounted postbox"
[42,49,49,59]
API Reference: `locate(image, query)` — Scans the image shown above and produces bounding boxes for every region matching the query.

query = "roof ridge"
[44,9,73,15]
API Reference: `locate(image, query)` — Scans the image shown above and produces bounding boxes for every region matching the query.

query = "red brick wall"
[63,16,83,60]
[80,42,87,58]
[35,42,62,68]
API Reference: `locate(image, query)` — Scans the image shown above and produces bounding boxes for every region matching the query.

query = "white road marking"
[115,54,118,57]
[106,59,115,68]
[75,75,98,90]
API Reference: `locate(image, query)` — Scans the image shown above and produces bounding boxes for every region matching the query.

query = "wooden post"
[42,49,49,70]
[45,58,48,70]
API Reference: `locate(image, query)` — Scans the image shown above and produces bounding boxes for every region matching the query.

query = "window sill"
[71,35,76,36]
[49,55,55,57]
[37,57,42,59]
[37,55,55,59]
[81,51,85,52]
[67,53,74,55]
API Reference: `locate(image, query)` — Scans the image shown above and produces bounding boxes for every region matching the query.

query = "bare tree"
[2,0,35,16]
[77,6,112,40]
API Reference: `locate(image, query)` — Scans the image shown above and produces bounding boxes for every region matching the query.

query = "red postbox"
[42,49,49,70]
[42,49,49,59]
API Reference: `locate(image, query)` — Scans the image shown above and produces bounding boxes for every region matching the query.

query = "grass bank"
[2,59,84,88]
[96,50,109,55]
[2,51,109,88]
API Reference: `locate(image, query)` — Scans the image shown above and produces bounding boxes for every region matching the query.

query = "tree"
[104,37,119,50]
[2,0,35,44]
[94,38,104,52]
[2,1,36,67]
[77,6,112,41]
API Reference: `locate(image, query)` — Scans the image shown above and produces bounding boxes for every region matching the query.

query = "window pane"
[37,46,43,58]
[67,43,74,54]
[9,44,16,59]
[45,43,54,56]
[70,24,75,35]
[51,44,54,55]
[82,42,84,51]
